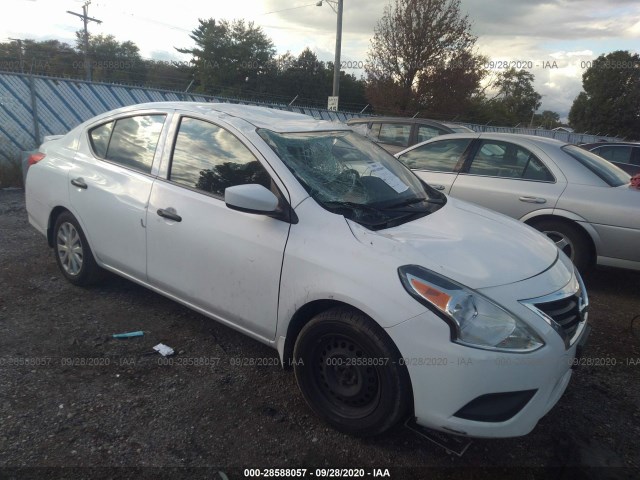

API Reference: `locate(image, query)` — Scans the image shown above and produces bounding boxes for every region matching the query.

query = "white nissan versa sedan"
[25,102,589,439]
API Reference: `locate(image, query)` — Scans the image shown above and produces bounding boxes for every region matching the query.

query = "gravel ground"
[0,188,639,480]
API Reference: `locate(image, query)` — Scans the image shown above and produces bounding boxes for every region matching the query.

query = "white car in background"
[26,102,588,439]
[396,133,640,273]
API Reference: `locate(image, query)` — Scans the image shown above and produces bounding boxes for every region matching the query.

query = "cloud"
[3,0,638,120]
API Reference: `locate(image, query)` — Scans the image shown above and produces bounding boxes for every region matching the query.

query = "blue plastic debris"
[112,331,144,339]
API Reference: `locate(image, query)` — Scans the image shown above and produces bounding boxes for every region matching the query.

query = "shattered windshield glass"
[258,129,445,229]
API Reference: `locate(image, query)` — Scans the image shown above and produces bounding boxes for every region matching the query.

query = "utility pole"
[332,0,343,99]
[67,1,102,81]
[8,38,24,73]
[317,0,343,110]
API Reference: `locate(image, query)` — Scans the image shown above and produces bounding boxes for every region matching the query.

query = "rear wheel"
[53,211,103,286]
[293,307,411,437]
[531,218,593,273]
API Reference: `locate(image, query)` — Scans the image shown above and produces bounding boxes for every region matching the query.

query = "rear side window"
[89,121,113,158]
[593,146,632,164]
[88,114,166,174]
[468,140,554,181]
[521,156,555,181]
[169,117,272,197]
[398,138,470,172]
[563,145,630,187]
[417,125,447,143]
[377,123,411,147]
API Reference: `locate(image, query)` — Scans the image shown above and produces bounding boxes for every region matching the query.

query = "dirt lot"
[1,187,639,479]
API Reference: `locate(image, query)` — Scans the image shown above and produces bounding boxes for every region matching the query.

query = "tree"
[143,59,194,91]
[569,50,640,138]
[277,48,329,103]
[178,18,275,95]
[333,70,367,111]
[487,68,542,125]
[365,0,477,114]
[79,34,146,84]
[416,50,490,119]
[533,110,561,129]
[0,39,81,77]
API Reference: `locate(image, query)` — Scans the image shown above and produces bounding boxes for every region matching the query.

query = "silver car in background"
[396,133,639,272]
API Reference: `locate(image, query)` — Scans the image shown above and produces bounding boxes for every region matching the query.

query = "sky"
[1,0,639,122]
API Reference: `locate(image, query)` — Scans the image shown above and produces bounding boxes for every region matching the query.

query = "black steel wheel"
[293,307,411,436]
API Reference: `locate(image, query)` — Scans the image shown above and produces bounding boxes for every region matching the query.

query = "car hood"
[347,197,559,289]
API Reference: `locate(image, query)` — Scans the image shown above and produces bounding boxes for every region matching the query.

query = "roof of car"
[432,131,568,145]
[490,133,569,148]
[347,116,458,126]
[396,132,572,156]
[86,101,350,133]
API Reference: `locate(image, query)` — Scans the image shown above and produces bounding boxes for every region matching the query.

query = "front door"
[146,116,291,340]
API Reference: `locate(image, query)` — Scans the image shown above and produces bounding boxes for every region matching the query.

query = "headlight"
[398,265,544,352]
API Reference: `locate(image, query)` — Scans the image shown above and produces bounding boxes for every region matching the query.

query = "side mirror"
[224,184,279,214]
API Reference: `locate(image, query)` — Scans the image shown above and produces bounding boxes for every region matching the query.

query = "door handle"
[519,196,546,204]
[157,208,182,222]
[70,178,87,189]
[432,184,446,191]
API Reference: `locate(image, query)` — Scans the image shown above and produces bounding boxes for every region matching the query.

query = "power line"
[261,2,319,16]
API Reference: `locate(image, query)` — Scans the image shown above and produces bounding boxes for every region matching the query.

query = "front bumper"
[387,260,589,438]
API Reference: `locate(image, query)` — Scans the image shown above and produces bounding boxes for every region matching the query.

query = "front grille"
[534,294,582,340]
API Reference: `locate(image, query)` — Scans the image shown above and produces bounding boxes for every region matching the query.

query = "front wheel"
[53,211,103,286]
[531,218,593,273]
[293,307,411,437]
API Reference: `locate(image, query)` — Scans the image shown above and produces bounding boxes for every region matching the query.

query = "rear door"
[449,138,567,219]
[69,112,168,279]
[396,137,473,193]
[146,115,291,340]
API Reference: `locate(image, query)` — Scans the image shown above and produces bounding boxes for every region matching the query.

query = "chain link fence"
[0,71,622,187]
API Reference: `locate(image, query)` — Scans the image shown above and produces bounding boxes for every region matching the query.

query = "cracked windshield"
[258,129,446,229]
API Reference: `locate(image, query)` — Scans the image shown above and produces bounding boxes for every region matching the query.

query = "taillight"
[28,152,46,166]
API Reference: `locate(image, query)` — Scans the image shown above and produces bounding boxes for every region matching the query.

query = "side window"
[468,140,553,181]
[169,117,272,197]
[89,121,114,158]
[521,156,555,182]
[398,138,471,172]
[95,115,165,174]
[417,125,446,143]
[369,123,381,139]
[378,123,411,147]
[595,146,632,164]
[632,147,640,166]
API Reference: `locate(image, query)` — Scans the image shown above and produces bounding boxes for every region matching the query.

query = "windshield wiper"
[378,196,444,211]
[321,200,430,231]
[321,201,386,215]
[382,197,428,209]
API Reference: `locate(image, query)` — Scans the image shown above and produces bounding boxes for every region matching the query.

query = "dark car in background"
[579,142,640,176]
[347,116,474,154]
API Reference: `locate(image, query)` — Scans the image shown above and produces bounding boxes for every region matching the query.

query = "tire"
[53,211,103,286]
[531,218,593,273]
[293,307,411,437]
